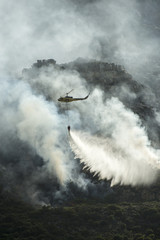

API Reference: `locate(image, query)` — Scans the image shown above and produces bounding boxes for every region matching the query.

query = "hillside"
[1,58,160,239]
[13,59,159,201]
[1,58,160,204]
[0,189,160,240]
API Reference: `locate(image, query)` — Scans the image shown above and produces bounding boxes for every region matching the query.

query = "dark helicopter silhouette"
[58,89,90,102]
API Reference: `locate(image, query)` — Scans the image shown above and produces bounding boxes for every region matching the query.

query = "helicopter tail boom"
[72,93,90,101]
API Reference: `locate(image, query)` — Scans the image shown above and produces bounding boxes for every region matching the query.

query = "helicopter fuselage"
[58,94,89,102]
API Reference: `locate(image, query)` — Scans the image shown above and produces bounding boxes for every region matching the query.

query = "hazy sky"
[0,0,160,79]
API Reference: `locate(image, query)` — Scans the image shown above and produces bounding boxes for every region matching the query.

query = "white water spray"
[70,129,160,186]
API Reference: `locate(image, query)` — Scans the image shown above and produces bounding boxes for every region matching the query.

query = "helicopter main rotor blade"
[66,89,74,95]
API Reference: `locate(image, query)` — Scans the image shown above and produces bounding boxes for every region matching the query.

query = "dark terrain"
[1,188,160,240]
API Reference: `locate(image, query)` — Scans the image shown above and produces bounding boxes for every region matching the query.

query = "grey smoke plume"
[0,0,160,82]
[0,78,68,183]
[17,93,67,184]
[0,71,110,204]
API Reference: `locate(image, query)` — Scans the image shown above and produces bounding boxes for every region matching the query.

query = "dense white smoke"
[17,94,67,184]
[0,78,71,185]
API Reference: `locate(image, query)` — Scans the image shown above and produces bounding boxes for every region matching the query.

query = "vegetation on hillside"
[0,189,160,240]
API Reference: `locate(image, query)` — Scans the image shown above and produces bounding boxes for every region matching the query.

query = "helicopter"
[58,89,90,102]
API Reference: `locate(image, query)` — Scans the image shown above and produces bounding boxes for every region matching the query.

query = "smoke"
[17,93,67,184]
[0,0,160,104]
[0,78,68,183]
[0,76,84,203]
[1,0,160,81]
[0,70,111,204]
